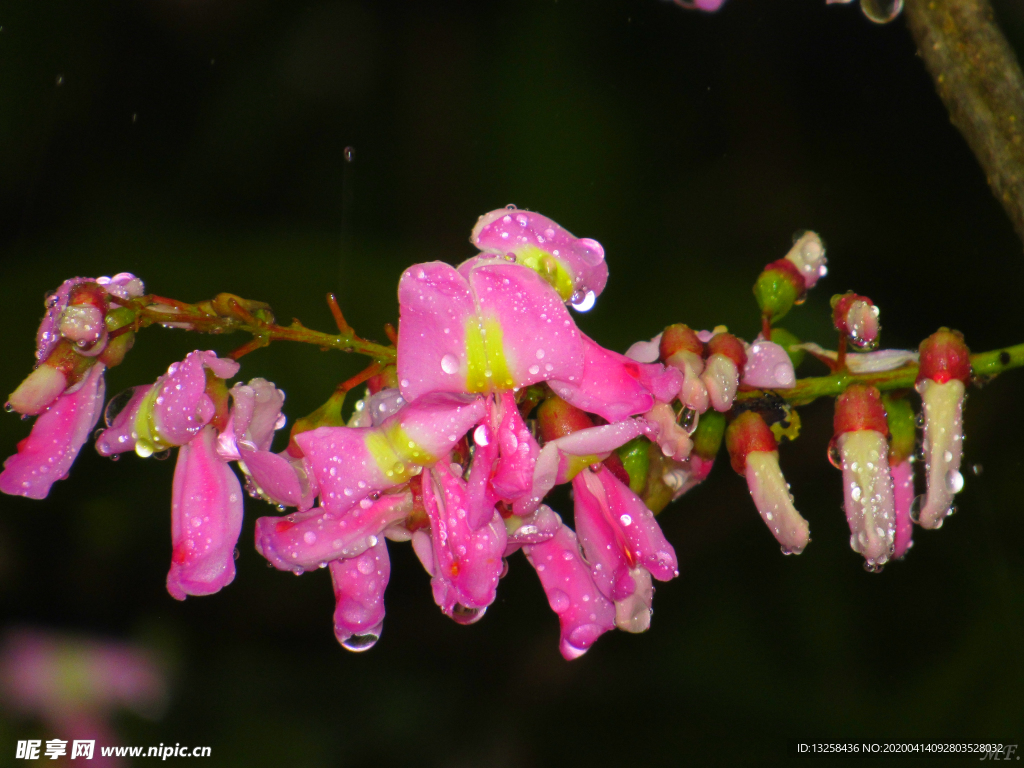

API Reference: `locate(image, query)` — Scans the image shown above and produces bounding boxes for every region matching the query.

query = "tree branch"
[904,0,1024,246]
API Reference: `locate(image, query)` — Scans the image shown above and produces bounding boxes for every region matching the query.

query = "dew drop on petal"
[440,354,459,375]
[341,633,379,652]
[570,290,596,312]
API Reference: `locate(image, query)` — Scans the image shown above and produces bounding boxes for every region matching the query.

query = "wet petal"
[470,209,609,301]
[744,451,809,555]
[166,426,243,600]
[742,340,796,389]
[891,459,915,559]
[330,539,390,649]
[549,335,681,422]
[254,490,411,572]
[701,353,739,412]
[490,390,539,502]
[0,364,105,499]
[838,429,895,567]
[523,521,616,660]
[916,378,965,529]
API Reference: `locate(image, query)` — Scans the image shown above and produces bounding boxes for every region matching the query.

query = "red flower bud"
[725,411,777,474]
[833,384,888,437]
[917,328,971,384]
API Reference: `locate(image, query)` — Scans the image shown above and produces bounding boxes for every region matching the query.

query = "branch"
[904,0,1024,246]
[736,341,1024,406]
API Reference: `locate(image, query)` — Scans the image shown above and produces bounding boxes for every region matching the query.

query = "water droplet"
[528,365,540,375]
[341,632,379,652]
[548,589,570,613]
[343,146,355,162]
[945,469,964,494]
[971,463,983,476]
[109,453,120,462]
[570,290,596,312]
[233,547,240,561]
[440,354,459,375]
[505,203,517,210]
[943,450,953,463]
[577,238,605,266]
[55,74,64,86]
[619,514,633,527]
[473,424,490,446]
[827,440,842,469]
[678,407,698,433]
[104,387,139,427]
[499,558,510,578]
[451,604,486,625]
[863,561,885,574]
[3,402,12,413]
[850,485,862,502]
[860,0,903,23]
[152,449,171,461]
[909,494,925,523]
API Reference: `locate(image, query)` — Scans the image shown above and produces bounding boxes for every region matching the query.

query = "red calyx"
[725,411,777,474]
[917,328,971,384]
[765,258,807,293]
[706,332,747,369]
[660,323,704,361]
[68,282,109,312]
[831,292,873,334]
[601,451,632,487]
[833,384,888,437]
[537,395,595,442]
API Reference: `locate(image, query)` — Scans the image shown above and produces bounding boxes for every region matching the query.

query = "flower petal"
[744,450,809,555]
[838,429,895,567]
[491,390,540,502]
[330,539,390,650]
[0,364,105,500]
[254,490,411,572]
[742,340,796,389]
[916,378,965,529]
[549,335,682,422]
[891,459,915,559]
[470,209,609,301]
[166,426,243,600]
[523,521,616,660]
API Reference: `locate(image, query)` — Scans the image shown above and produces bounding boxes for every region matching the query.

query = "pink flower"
[523,518,616,660]
[0,364,106,499]
[469,208,609,305]
[396,260,585,403]
[572,466,678,632]
[700,331,747,412]
[295,392,485,515]
[167,425,244,600]
[415,460,507,623]
[891,460,915,559]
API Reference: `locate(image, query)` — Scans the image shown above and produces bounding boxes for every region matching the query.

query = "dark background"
[1,0,1022,764]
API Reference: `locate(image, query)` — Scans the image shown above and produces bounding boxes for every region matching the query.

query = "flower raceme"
[0,208,997,659]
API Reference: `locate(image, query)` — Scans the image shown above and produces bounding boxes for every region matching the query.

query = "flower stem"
[738,341,1024,406]
[129,294,397,365]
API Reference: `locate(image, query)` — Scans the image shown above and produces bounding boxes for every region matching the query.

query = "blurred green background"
[1,0,1022,764]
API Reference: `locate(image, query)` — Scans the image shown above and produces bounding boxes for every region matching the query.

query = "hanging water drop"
[104,387,139,427]
[451,604,486,625]
[678,407,698,434]
[570,290,596,312]
[860,0,903,23]
[909,494,925,523]
[340,633,379,652]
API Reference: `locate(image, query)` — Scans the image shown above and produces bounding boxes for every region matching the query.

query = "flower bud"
[915,329,970,529]
[832,385,895,569]
[784,231,827,289]
[726,411,809,554]
[659,324,709,413]
[701,332,746,412]
[753,259,804,323]
[832,293,880,351]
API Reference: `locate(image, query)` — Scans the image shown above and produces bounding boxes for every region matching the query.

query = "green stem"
[132,297,397,365]
[737,342,1024,406]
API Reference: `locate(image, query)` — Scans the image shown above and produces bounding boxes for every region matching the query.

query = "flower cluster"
[1,208,982,659]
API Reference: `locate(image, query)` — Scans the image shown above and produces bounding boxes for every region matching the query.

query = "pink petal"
[330,539,390,650]
[254,490,411,572]
[95,385,151,457]
[466,262,584,388]
[396,261,477,403]
[642,402,693,461]
[465,420,499,530]
[549,335,681,423]
[579,467,679,582]
[35,277,92,363]
[624,333,662,364]
[783,231,827,289]
[490,390,539,502]
[151,353,216,446]
[503,504,561,556]
[470,209,609,300]
[229,378,285,452]
[522,521,616,660]
[742,340,796,389]
[0,364,105,499]
[239,448,306,509]
[422,463,506,618]
[662,454,715,500]
[571,472,635,601]
[166,426,243,600]
[891,459,915,559]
